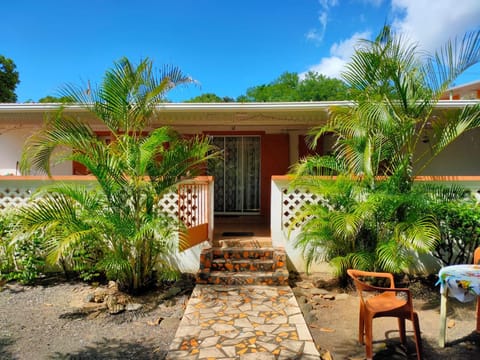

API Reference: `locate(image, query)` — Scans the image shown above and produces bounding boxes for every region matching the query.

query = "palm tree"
[291,26,480,276]
[17,57,219,292]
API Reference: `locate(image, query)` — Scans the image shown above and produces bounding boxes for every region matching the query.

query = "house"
[1,95,480,272]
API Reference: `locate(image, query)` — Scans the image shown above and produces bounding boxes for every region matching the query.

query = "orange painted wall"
[261,134,290,219]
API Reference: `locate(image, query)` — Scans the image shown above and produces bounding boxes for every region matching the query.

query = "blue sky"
[3,0,480,102]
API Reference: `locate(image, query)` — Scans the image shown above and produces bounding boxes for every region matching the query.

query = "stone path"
[166,285,321,359]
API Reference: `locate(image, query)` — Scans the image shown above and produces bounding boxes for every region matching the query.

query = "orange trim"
[271,175,480,181]
[0,175,213,182]
[181,224,209,251]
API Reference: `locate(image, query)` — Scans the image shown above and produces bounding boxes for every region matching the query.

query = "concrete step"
[196,269,290,286]
[211,258,276,272]
[218,238,272,248]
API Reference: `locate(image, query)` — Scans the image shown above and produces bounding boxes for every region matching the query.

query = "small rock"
[296,295,308,304]
[83,294,95,303]
[308,288,329,296]
[300,302,313,314]
[125,303,143,311]
[296,281,315,289]
[107,281,119,291]
[164,298,177,307]
[335,293,349,300]
[447,319,456,328]
[292,287,307,297]
[304,311,318,324]
[322,294,335,300]
[160,286,181,300]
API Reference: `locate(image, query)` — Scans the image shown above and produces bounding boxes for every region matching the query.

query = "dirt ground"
[0,273,479,360]
[293,273,480,360]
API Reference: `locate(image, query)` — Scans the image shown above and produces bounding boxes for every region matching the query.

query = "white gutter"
[0,100,478,113]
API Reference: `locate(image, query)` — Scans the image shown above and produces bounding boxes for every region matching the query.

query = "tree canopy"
[238,71,350,102]
[186,93,235,102]
[0,55,20,103]
[38,95,75,103]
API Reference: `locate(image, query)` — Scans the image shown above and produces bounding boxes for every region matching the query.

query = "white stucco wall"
[416,128,480,176]
[0,128,73,175]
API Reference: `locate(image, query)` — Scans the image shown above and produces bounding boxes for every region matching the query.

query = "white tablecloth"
[438,264,480,302]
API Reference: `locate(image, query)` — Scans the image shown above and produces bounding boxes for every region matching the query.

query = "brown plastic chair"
[347,269,423,360]
[474,247,480,332]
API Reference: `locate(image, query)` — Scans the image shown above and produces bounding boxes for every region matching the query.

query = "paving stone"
[167,285,320,359]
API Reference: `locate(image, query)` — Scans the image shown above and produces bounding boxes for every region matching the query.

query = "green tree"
[17,57,219,292]
[186,93,234,102]
[240,71,349,102]
[0,55,20,103]
[291,26,480,277]
[38,95,74,103]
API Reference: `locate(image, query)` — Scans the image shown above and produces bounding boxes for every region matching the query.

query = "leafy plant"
[291,25,480,278]
[17,57,220,293]
[1,208,46,284]
[431,197,480,265]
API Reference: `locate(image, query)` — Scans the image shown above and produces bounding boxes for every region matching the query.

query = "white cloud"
[302,31,371,79]
[306,0,340,43]
[391,0,480,52]
[304,0,480,80]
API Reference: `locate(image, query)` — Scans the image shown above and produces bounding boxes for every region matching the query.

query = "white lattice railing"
[0,176,214,249]
[271,175,480,273]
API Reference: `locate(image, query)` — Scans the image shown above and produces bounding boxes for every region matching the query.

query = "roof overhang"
[0,100,478,129]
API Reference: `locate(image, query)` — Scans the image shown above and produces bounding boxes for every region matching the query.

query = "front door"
[209,136,261,214]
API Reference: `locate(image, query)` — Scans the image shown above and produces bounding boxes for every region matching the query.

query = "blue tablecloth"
[438,264,480,302]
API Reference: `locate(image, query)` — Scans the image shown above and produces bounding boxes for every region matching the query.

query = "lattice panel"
[0,187,34,209]
[157,191,180,217]
[281,188,322,229]
[178,183,207,227]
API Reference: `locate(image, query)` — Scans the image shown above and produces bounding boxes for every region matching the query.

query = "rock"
[125,303,143,311]
[93,287,109,303]
[300,302,313,314]
[160,286,181,300]
[322,294,335,300]
[306,288,329,296]
[447,319,456,328]
[304,311,318,324]
[164,298,177,307]
[335,293,349,300]
[107,281,119,292]
[292,287,307,297]
[83,293,95,303]
[105,294,125,314]
[296,295,307,304]
[296,281,315,289]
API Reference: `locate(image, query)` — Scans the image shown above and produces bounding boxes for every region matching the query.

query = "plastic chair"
[475,247,480,332]
[347,269,423,360]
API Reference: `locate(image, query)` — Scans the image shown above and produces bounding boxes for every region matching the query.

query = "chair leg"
[412,312,423,360]
[476,296,480,333]
[359,309,365,344]
[398,317,406,345]
[365,315,374,360]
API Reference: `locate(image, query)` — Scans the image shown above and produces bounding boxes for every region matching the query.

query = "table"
[437,264,480,347]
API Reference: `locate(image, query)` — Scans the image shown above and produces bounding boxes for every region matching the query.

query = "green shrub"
[0,208,46,284]
[432,198,480,265]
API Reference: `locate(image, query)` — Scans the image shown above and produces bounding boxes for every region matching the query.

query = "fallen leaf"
[320,327,335,333]
[147,317,163,326]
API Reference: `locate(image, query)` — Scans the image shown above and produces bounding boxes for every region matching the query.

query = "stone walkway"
[166,285,321,359]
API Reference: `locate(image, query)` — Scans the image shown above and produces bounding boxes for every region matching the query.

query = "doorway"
[209,136,261,215]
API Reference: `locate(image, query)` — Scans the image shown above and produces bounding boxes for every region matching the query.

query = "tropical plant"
[17,57,219,292]
[0,208,46,284]
[431,197,480,266]
[291,26,480,277]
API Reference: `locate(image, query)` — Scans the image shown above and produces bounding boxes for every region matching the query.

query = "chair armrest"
[348,269,396,288]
